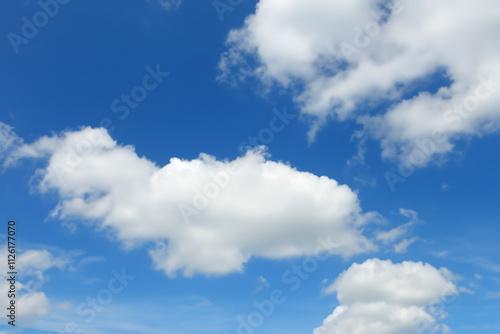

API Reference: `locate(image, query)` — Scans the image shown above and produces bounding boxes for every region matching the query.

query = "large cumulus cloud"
[315,259,458,334]
[219,0,500,166]
[5,125,381,277]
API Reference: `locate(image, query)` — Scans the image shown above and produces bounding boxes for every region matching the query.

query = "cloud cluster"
[5,125,380,277]
[219,0,500,165]
[0,247,67,324]
[315,259,458,334]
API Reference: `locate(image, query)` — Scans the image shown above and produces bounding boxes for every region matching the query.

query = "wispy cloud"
[146,0,182,11]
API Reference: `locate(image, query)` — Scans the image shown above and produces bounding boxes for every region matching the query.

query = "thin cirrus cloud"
[375,208,419,253]
[144,0,182,11]
[218,0,500,166]
[315,259,458,334]
[158,0,182,11]
[3,123,384,278]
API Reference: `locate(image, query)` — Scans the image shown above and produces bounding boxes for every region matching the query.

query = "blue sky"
[1,0,500,333]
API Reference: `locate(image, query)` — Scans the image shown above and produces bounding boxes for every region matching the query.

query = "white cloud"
[0,122,22,163]
[258,276,269,287]
[219,0,500,166]
[57,301,72,310]
[316,259,458,334]
[7,126,379,277]
[159,0,181,10]
[146,0,181,11]
[18,291,49,319]
[393,237,418,253]
[0,246,67,324]
[254,276,270,293]
[1,279,50,324]
[486,291,500,299]
[18,249,67,280]
[375,207,418,252]
[376,222,412,245]
[399,208,418,220]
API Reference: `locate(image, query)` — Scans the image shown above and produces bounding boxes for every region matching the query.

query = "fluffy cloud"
[315,259,458,334]
[0,247,67,324]
[18,291,49,319]
[219,0,500,166]
[7,125,379,277]
[18,249,68,281]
